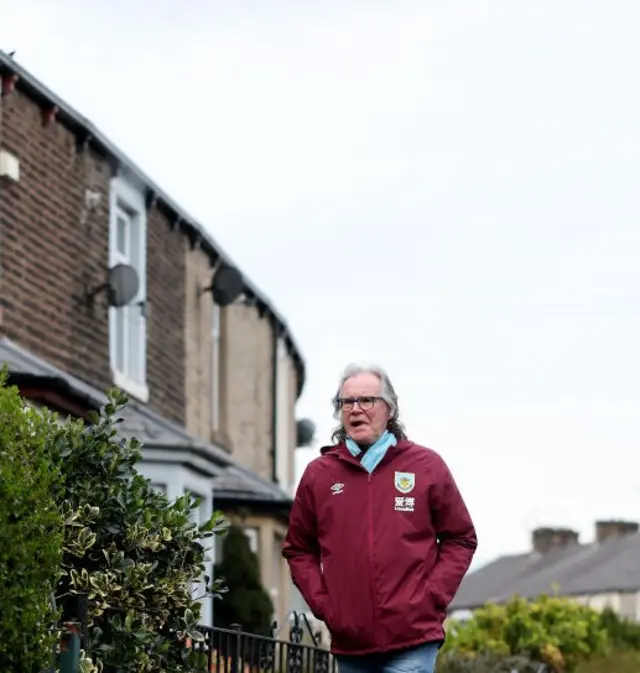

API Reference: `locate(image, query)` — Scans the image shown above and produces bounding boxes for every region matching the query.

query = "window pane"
[271,534,283,611]
[186,492,207,526]
[114,309,126,373]
[129,215,141,278]
[244,527,259,554]
[127,305,142,383]
[116,213,128,257]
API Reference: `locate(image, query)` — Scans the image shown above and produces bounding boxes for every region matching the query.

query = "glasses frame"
[335,396,384,412]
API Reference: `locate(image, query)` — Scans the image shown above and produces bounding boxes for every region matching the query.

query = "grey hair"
[331,363,406,444]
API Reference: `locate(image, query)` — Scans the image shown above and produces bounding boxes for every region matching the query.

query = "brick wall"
[184,245,228,443]
[183,242,303,480]
[145,205,185,423]
[223,304,273,480]
[0,88,185,423]
[221,303,275,480]
[184,252,276,475]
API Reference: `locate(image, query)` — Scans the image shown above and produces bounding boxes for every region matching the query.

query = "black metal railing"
[191,614,337,673]
[41,600,553,673]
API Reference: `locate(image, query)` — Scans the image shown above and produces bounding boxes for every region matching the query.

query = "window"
[214,532,225,564]
[109,174,148,402]
[211,303,221,433]
[186,491,208,527]
[244,526,259,555]
[275,338,291,491]
[149,482,167,496]
[270,533,283,609]
[185,490,211,609]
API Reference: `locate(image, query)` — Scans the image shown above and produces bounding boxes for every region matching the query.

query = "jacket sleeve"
[428,453,478,609]
[282,465,330,622]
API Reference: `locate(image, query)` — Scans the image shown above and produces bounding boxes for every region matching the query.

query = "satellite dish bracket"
[85,263,140,308]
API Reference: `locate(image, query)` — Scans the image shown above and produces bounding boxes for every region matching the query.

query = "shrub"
[213,523,274,636]
[575,649,640,673]
[52,389,228,672]
[436,651,548,672]
[442,594,609,672]
[0,378,64,672]
[597,607,640,650]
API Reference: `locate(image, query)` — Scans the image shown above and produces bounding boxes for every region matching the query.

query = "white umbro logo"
[331,482,344,495]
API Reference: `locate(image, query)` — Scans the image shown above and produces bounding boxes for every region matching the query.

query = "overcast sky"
[4,0,640,568]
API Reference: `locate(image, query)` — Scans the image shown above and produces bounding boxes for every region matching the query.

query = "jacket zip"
[336,452,387,649]
[367,472,379,648]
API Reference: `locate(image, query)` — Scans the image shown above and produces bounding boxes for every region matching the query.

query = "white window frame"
[185,488,213,621]
[149,482,167,496]
[108,174,149,402]
[270,533,284,610]
[243,526,259,555]
[211,304,221,433]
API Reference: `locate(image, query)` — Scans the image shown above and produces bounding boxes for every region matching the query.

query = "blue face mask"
[346,430,397,474]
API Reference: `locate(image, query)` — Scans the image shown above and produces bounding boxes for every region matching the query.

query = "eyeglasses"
[335,396,383,412]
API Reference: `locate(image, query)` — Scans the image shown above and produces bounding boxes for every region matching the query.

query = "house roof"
[0,337,291,506]
[451,532,640,610]
[211,468,293,506]
[0,50,305,398]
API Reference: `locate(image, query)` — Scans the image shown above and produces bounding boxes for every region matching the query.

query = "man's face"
[339,373,390,447]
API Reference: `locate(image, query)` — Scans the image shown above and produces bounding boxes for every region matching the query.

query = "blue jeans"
[336,642,440,673]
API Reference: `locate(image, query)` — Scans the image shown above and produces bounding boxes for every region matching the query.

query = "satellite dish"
[107,264,139,307]
[296,418,316,448]
[211,264,244,307]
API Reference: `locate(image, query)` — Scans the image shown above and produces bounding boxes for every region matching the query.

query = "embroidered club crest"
[394,471,415,494]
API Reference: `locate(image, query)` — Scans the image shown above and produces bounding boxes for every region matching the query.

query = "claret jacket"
[282,439,477,655]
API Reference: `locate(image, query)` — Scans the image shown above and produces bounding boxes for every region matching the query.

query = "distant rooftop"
[452,520,640,610]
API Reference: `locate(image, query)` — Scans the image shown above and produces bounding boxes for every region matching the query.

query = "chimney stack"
[532,527,579,555]
[595,520,639,544]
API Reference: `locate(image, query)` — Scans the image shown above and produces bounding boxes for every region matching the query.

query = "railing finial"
[289,611,303,644]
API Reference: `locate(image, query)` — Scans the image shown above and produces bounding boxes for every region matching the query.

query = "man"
[282,364,477,673]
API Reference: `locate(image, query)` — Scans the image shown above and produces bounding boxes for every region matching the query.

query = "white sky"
[3,0,639,568]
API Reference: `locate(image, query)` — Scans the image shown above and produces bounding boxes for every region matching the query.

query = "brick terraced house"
[0,51,313,627]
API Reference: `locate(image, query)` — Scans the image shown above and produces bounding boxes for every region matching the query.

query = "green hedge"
[436,652,546,672]
[0,380,230,672]
[0,380,64,671]
[53,389,228,672]
[576,650,640,673]
[442,595,640,672]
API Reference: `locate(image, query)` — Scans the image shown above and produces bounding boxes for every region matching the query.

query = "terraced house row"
[0,51,313,627]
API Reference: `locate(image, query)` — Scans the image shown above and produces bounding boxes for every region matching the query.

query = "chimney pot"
[595,520,639,544]
[532,527,580,555]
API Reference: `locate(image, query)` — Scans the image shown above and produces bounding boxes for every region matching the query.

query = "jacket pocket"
[311,592,332,629]
[427,584,448,622]
[323,594,341,635]
[322,590,349,639]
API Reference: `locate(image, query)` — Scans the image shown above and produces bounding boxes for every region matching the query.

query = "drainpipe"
[271,321,280,484]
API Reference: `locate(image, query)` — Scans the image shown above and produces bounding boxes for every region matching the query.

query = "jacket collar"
[320,438,413,471]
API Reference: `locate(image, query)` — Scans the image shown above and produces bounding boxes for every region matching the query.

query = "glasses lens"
[359,397,374,410]
[338,397,376,411]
